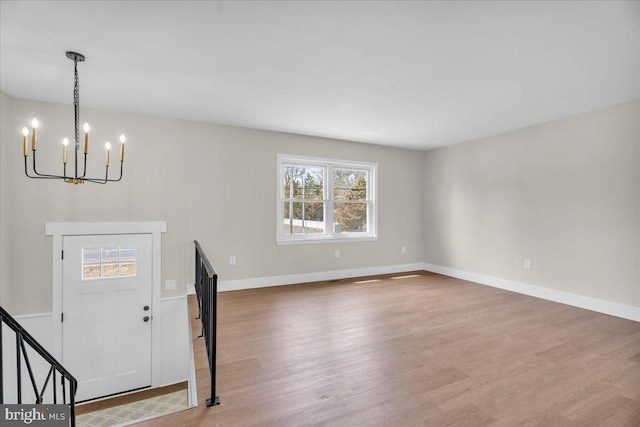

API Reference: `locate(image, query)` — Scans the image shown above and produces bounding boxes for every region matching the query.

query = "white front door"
[62,233,153,402]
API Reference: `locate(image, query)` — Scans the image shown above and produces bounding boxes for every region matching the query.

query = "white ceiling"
[1,1,638,151]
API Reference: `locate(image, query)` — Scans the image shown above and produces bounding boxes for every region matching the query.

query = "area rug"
[76,389,192,427]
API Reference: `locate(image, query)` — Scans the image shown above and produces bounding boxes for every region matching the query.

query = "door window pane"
[82,248,101,279]
[119,247,137,277]
[101,247,119,278]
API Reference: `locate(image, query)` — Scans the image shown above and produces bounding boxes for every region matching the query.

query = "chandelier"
[22,51,126,184]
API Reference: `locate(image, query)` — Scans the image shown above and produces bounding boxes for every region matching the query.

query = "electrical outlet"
[229,256,236,266]
[165,280,176,290]
[401,246,406,254]
[334,250,340,258]
[524,259,532,270]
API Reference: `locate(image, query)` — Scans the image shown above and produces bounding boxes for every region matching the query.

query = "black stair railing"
[194,240,220,407]
[0,305,78,426]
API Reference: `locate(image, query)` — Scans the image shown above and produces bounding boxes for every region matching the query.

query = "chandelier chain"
[73,60,80,152]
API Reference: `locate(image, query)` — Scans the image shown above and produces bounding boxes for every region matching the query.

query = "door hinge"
[61,250,64,260]
[61,312,64,322]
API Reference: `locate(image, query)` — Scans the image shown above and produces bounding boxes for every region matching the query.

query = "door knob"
[143,305,149,311]
[143,316,150,322]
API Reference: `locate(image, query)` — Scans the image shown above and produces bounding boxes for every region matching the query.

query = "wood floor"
[137,272,640,426]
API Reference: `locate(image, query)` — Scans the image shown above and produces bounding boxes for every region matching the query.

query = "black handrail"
[0,305,78,426]
[194,240,220,407]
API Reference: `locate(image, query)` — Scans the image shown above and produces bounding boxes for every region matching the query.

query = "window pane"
[333,169,367,201]
[82,248,101,279]
[334,202,368,232]
[101,247,119,278]
[283,202,325,235]
[283,165,324,199]
[119,247,137,277]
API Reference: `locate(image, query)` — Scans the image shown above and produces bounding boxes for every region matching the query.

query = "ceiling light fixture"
[22,51,126,184]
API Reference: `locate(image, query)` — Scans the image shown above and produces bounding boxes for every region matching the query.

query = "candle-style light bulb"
[119,134,126,161]
[62,138,69,164]
[83,123,90,153]
[105,141,111,166]
[30,118,38,151]
[22,127,29,156]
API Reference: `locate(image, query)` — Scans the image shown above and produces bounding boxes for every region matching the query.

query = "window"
[82,246,137,280]
[277,155,377,244]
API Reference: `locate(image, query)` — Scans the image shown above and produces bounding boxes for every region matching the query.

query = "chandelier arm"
[108,162,124,182]
[82,166,109,184]
[28,176,65,180]
[24,156,33,178]
[25,157,63,180]
[80,153,88,178]
[31,151,67,179]
[81,161,123,183]
[101,162,123,182]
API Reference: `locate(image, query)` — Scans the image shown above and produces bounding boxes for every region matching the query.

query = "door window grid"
[82,246,137,280]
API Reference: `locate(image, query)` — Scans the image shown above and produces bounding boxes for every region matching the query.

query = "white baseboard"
[424,263,640,322]
[218,263,425,292]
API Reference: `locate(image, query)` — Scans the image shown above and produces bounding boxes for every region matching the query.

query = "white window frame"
[277,154,378,245]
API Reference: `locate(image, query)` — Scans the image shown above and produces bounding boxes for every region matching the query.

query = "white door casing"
[46,222,167,396]
[62,234,152,401]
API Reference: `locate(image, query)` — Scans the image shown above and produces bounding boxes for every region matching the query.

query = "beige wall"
[423,100,640,308]
[3,92,637,315]
[0,91,11,306]
[1,94,425,314]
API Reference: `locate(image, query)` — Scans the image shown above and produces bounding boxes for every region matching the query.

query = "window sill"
[276,235,378,245]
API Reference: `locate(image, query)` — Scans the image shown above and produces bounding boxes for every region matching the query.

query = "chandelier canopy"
[22,51,126,184]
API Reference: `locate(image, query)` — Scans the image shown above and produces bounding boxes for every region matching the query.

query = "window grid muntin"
[82,246,137,280]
